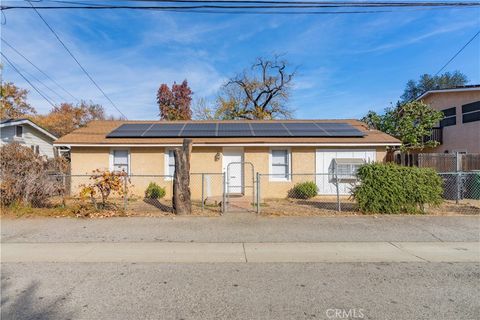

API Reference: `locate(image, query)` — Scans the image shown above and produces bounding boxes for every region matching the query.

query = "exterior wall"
[421,91,480,153]
[69,145,388,200]
[0,124,56,158]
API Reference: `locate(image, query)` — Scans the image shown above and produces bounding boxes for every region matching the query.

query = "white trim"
[55,142,401,148]
[0,119,57,140]
[416,87,480,100]
[269,147,292,182]
[109,148,131,175]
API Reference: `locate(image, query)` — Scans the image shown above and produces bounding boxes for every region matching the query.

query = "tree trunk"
[172,139,192,215]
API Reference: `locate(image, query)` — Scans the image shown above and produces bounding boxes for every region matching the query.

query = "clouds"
[1,7,479,120]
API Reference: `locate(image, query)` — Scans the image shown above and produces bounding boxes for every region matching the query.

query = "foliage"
[352,163,443,214]
[0,82,37,119]
[361,101,443,151]
[289,181,318,199]
[214,56,295,120]
[0,143,66,207]
[34,101,105,137]
[400,71,468,102]
[79,169,128,209]
[145,182,166,199]
[157,80,193,120]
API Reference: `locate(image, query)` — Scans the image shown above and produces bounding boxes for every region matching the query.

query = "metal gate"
[224,162,255,213]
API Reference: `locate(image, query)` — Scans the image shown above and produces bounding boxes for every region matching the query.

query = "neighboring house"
[0,118,58,158]
[417,85,480,154]
[53,119,400,199]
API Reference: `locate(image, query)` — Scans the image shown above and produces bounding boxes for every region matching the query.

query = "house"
[0,118,58,158]
[53,119,400,199]
[417,85,480,154]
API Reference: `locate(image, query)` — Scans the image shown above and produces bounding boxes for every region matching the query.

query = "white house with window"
[0,118,58,158]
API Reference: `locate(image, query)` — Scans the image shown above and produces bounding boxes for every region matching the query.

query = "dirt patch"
[1,196,221,219]
[259,197,480,217]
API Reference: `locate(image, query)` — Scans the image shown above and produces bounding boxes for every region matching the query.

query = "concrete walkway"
[2,241,478,263]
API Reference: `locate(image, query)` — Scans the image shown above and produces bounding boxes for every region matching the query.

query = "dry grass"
[259,196,480,217]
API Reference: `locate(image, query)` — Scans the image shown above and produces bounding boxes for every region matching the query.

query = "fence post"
[335,173,341,212]
[123,175,128,211]
[201,173,205,211]
[221,173,226,215]
[256,172,260,214]
[62,174,66,208]
[456,172,461,204]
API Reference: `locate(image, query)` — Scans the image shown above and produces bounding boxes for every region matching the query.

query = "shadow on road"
[1,274,75,320]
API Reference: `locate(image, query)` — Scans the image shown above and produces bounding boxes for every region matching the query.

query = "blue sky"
[1,3,479,120]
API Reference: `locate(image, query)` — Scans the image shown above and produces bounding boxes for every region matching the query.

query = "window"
[168,150,175,176]
[112,150,129,173]
[15,125,23,137]
[439,107,456,127]
[270,149,290,181]
[462,101,480,124]
[164,149,176,180]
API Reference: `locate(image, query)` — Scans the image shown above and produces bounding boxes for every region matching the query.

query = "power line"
[434,30,480,76]
[25,0,128,119]
[2,1,480,11]
[1,37,80,102]
[1,52,57,107]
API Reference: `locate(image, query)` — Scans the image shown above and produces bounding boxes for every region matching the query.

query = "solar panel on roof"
[106,121,365,138]
[217,123,253,137]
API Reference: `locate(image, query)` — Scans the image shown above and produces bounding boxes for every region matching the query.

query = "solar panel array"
[106,122,365,138]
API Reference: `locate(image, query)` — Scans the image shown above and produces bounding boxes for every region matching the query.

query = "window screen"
[462,101,480,124]
[15,126,23,137]
[440,107,456,127]
[113,150,129,173]
[168,150,176,176]
[271,149,289,179]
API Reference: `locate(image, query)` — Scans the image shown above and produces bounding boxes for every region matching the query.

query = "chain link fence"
[2,171,479,216]
[256,173,359,215]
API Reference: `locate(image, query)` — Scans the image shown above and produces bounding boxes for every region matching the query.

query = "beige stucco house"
[417,85,480,154]
[54,119,400,200]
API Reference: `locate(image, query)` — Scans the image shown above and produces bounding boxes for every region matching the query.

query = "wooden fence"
[389,152,480,172]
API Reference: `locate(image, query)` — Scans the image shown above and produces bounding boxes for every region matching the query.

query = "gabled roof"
[0,118,57,140]
[54,119,400,147]
[416,84,480,100]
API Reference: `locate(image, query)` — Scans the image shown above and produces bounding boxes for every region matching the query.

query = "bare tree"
[217,56,295,120]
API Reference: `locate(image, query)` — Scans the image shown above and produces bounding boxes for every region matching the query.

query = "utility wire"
[434,29,480,76]
[3,1,480,10]
[2,38,80,102]
[1,52,57,107]
[25,0,128,119]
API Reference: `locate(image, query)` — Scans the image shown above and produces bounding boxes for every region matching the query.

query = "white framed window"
[269,148,291,181]
[164,149,176,180]
[110,149,130,174]
[15,125,23,137]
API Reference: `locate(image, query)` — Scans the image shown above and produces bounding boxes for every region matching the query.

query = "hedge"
[288,181,318,199]
[352,163,443,214]
[145,182,166,199]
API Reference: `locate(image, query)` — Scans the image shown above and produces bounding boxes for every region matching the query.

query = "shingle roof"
[54,119,400,146]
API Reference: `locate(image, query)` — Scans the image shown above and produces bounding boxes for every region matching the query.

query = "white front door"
[223,148,244,194]
[315,149,376,195]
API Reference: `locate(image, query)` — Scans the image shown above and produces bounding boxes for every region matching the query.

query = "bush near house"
[0,143,66,207]
[79,170,128,209]
[145,182,166,199]
[353,163,443,214]
[289,181,318,199]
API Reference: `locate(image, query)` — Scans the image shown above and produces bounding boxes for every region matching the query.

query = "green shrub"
[352,163,443,214]
[145,182,166,199]
[289,181,318,199]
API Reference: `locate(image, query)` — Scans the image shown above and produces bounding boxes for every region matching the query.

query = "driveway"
[2,215,479,243]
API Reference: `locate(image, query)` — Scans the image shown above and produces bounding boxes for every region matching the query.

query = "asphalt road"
[2,262,479,320]
[2,215,479,243]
